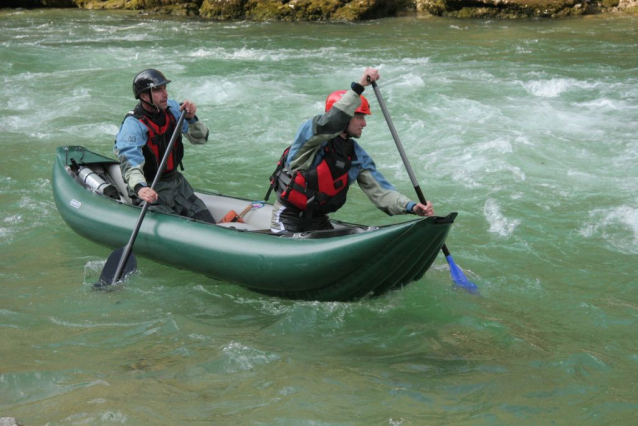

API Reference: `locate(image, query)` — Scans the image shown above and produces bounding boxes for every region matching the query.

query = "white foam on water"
[521,78,600,98]
[49,316,159,329]
[449,156,483,189]
[3,215,23,225]
[63,410,127,424]
[0,116,25,133]
[395,73,425,88]
[406,119,427,133]
[311,100,324,111]
[84,259,106,273]
[186,79,244,106]
[483,198,521,238]
[100,411,127,422]
[43,28,156,46]
[566,169,594,179]
[0,227,12,239]
[402,57,431,65]
[18,195,52,218]
[473,137,514,155]
[431,133,526,190]
[522,79,570,98]
[440,95,504,125]
[71,87,90,98]
[5,96,32,110]
[189,46,229,58]
[187,46,338,62]
[223,22,254,30]
[576,98,624,110]
[579,206,638,254]
[221,341,279,373]
[485,164,526,182]
[63,123,119,140]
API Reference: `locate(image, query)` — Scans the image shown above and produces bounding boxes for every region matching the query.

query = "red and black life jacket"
[127,104,184,182]
[266,136,356,216]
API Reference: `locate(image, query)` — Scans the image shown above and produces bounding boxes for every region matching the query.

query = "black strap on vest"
[265,146,290,202]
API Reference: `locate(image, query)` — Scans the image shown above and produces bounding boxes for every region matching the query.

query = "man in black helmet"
[114,69,215,223]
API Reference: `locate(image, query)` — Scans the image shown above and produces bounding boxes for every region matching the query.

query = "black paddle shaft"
[370,80,451,257]
[110,109,188,284]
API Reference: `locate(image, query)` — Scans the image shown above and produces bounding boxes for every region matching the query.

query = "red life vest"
[267,136,355,216]
[129,104,184,182]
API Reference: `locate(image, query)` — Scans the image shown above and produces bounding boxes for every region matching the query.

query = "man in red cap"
[269,67,434,233]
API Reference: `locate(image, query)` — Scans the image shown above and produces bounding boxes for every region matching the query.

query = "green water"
[1,8,637,425]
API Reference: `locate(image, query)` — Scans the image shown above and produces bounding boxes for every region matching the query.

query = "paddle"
[368,80,479,294]
[96,109,187,288]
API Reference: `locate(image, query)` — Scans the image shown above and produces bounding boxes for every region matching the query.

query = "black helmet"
[132,69,171,99]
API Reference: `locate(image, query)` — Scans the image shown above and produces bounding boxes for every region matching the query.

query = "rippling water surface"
[1,9,637,425]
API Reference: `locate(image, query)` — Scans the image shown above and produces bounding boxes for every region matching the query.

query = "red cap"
[325,90,371,115]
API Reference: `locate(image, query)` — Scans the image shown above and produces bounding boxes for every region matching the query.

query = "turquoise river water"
[1,8,637,425]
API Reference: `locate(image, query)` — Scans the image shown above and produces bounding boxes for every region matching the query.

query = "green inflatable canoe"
[52,146,457,301]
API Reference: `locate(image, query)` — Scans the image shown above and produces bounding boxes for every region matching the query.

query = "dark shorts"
[270,200,334,233]
[150,172,215,223]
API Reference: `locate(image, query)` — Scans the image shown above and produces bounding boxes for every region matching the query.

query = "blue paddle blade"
[445,255,479,294]
[95,247,137,289]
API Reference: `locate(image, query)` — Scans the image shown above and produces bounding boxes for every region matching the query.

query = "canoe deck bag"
[264,137,356,221]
